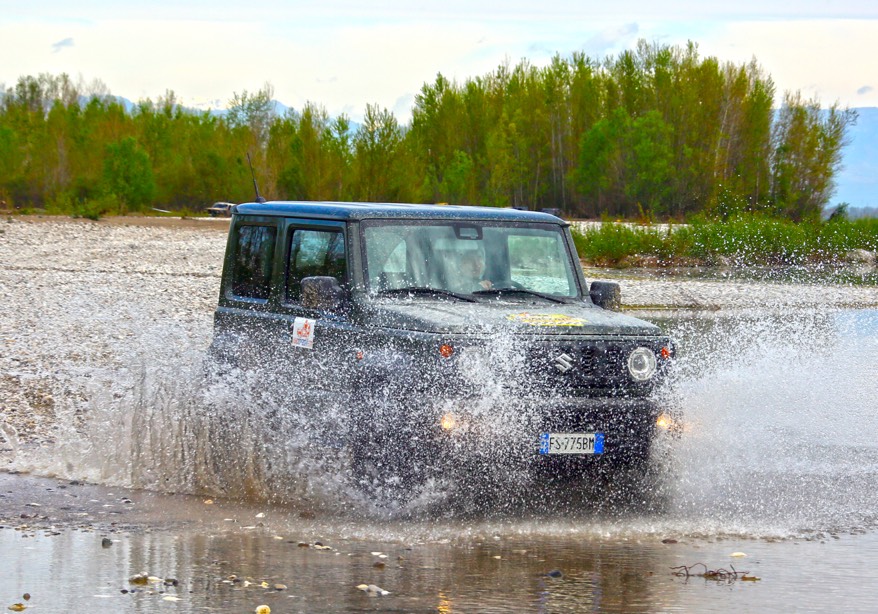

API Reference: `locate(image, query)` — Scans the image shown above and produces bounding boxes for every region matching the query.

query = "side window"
[231,225,277,300]
[286,229,346,302]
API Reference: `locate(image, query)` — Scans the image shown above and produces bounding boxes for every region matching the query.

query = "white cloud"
[580,22,641,56]
[51,37,74,53]
[695,19,878,107]
[2,7,877,121]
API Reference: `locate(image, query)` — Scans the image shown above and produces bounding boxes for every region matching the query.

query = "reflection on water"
[3,522,878,613]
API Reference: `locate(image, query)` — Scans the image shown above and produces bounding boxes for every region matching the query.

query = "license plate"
[539,432,604,455]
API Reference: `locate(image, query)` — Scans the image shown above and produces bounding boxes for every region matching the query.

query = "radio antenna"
[247,152,266,203]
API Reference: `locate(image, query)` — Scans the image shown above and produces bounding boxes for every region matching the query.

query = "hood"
[361,298,662,337]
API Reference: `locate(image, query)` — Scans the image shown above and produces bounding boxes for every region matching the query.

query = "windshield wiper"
[472,287,567,303]
[376,287,477,303]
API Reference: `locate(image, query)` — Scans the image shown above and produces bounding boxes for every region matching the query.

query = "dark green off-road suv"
[210,201,675,502]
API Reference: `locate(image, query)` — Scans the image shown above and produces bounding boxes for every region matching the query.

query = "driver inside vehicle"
[459,249,493,292]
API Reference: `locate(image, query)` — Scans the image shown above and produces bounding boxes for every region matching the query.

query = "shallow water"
[2,308,877,611]
[2,475,878,613]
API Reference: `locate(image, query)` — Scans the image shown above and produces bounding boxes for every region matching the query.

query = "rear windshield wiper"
[472,287,567,304]
[376,287,477,303]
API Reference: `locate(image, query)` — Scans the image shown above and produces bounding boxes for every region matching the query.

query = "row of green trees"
[0,41,856,220]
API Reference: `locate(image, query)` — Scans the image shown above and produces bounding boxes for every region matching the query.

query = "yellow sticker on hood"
[506,313,587,327]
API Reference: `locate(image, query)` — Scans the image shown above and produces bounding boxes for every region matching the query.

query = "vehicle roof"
[234,201,566,224]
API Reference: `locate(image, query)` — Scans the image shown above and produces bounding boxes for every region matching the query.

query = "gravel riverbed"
[2,215,877,465]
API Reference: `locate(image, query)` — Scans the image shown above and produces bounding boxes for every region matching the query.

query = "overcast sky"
[2,1,877,122]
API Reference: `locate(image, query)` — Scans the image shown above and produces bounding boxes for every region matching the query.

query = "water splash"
[8,291,878,538]
[658,308,878,537]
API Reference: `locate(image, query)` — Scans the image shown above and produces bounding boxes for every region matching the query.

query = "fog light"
[656,413,673,430]
[656,412,683,435]
[440,412,458,431]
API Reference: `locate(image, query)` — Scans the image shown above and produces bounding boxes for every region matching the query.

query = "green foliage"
[102,137,157,212]
[572,222,660,264]
[439,150,475,203]
[575,108,674,216]
[769,95,857,221]
[572,215,878,266]
[47,190,117,220]
[353,104,404,201]
[0,44,857,218]
[227,83,276,146]
[75,194,119,220]
[828,202,849,222]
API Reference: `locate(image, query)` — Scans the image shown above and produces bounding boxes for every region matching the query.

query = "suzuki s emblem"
[554,353,574,373]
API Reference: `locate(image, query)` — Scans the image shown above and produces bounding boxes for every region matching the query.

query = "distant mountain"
[108,95,291,118]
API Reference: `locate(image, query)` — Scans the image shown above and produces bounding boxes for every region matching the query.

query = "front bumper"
[427,395,663,480]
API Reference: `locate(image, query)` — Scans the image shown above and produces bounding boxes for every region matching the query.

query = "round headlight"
[628,347,657,381]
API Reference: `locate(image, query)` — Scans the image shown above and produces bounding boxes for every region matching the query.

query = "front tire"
[348,401,439,510]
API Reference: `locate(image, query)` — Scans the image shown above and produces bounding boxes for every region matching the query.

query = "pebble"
[357,583,390,596]
[128,573,162,585]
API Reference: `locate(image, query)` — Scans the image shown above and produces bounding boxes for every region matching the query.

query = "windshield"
[362,220,580,299]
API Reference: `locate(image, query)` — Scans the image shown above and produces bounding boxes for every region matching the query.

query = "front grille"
[524,339,655,395]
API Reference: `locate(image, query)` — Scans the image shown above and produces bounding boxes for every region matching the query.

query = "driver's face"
[461,252,484,278]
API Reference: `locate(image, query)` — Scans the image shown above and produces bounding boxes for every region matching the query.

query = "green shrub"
[572,214,878,266]
[69,194,119,221]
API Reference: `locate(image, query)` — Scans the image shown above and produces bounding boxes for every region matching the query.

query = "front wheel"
[348,404,441,510]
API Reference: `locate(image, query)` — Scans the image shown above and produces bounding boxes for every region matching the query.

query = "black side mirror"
[589,281,621,311]
[301,276,347,311]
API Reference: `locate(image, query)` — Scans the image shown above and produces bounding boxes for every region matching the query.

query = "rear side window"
[286,229,346,301]
[232,225,277,299]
